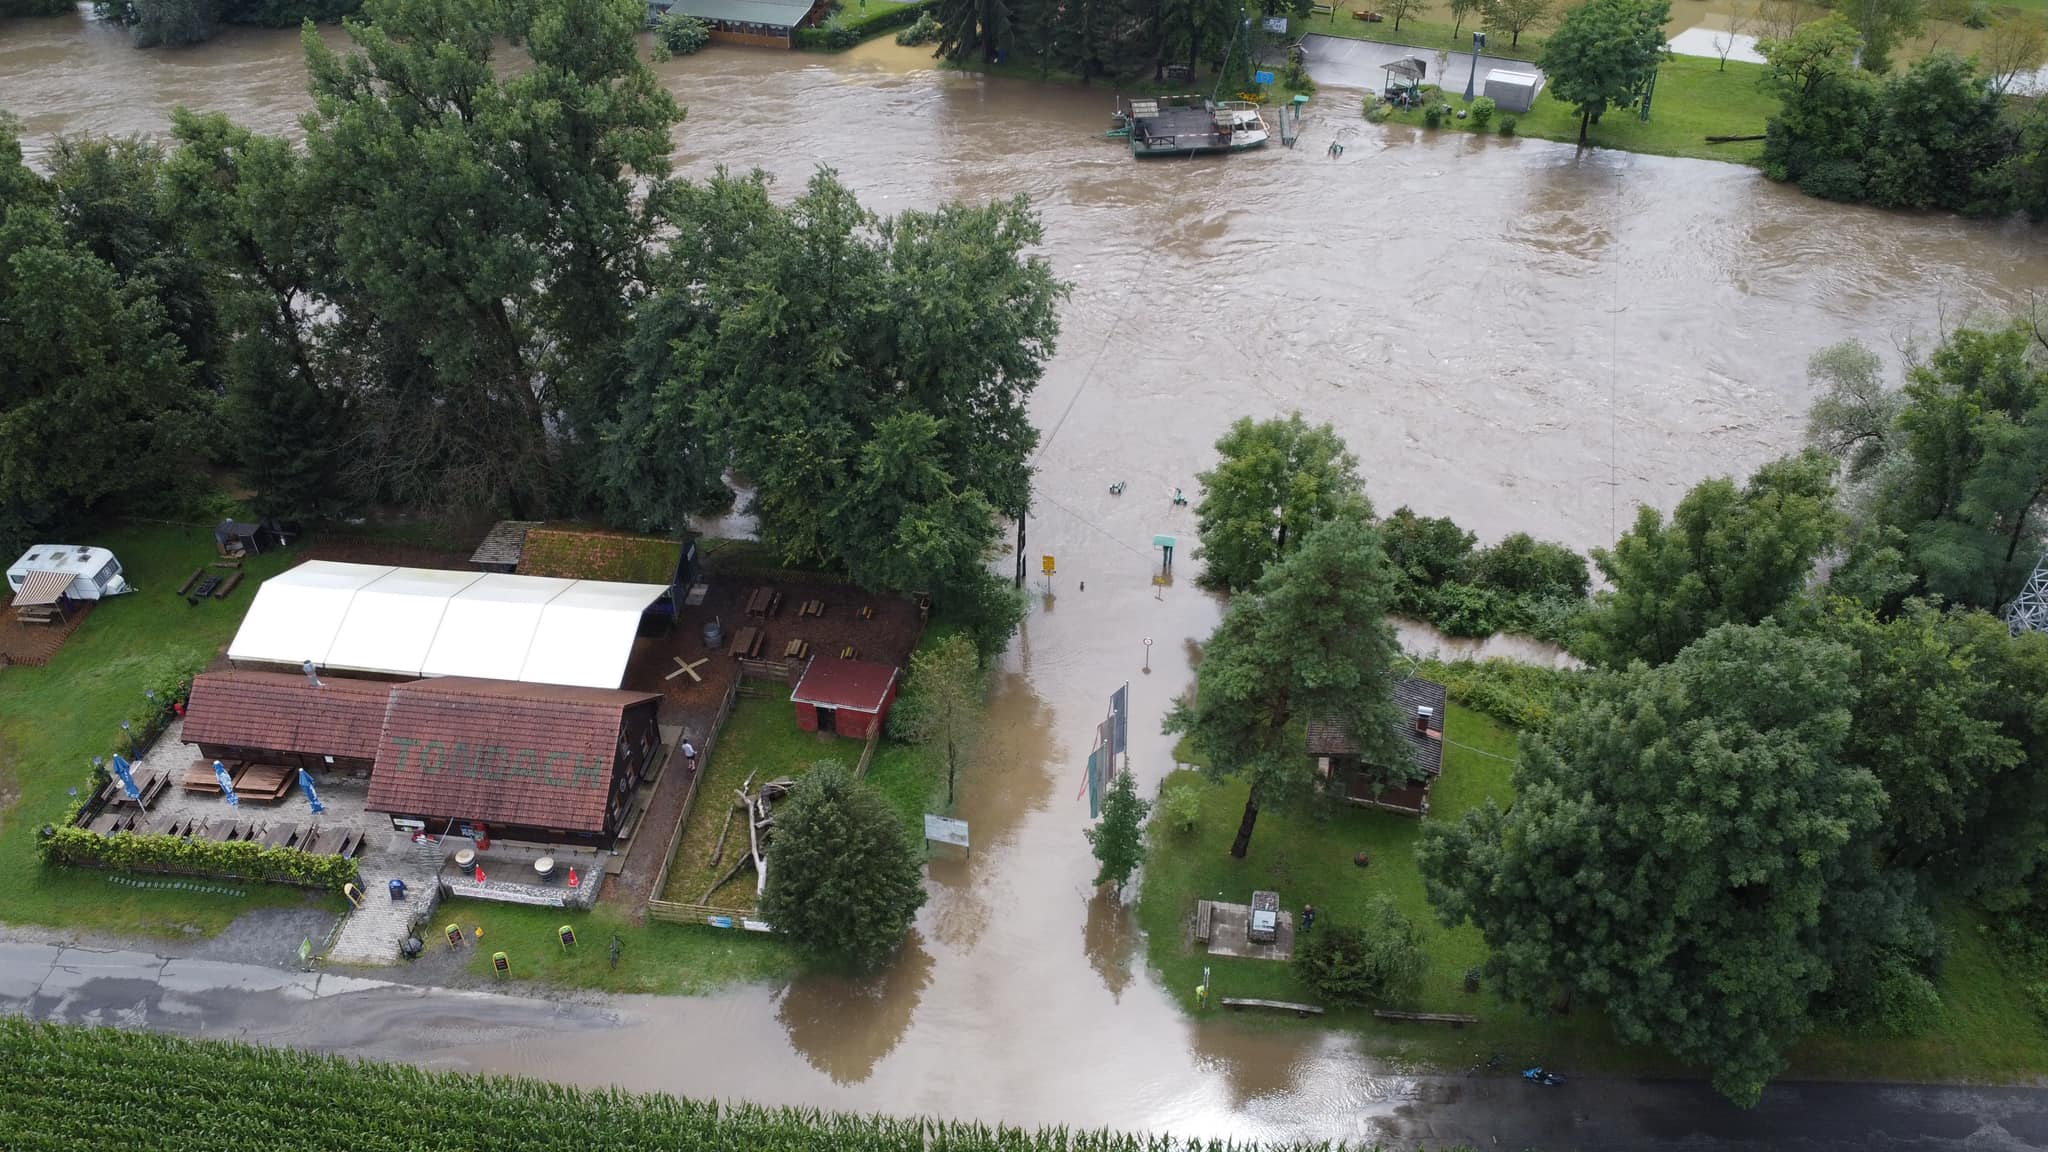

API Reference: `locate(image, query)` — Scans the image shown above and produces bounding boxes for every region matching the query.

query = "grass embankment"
[1373,54,1774,164]
[1304,9,1546,62]
[452,902,793,993]
[0,1020,1477,1152]
[1146,702,2048,1081]
[0,523,340,938]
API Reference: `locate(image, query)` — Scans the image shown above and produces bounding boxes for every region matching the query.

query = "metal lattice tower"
[2006,554,2048,636]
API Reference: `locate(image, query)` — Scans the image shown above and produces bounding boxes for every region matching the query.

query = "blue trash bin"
[389,878,407,901]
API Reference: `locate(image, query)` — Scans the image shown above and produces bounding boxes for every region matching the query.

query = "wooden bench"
[15,606,58,625]
[1373,1009,1480,1028]
[798,598,824,618]
[182,759,226,793]
[1222,998,1325,1017]
[210,557,242,569]
[1310,2,1333,15]
[263,822,305,848]
[839,645,857,660]
[1194,899,1216,943]
[744,587,782,618]
[859,604,874,619]
[731,626,763,659]
[233,762,294,802]
[783,638,810,660]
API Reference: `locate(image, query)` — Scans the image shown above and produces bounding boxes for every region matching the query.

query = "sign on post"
[1041,555,1056,574]
[924,814,970,850]
[1254,69,1276,84]
[1261,16,1287,33]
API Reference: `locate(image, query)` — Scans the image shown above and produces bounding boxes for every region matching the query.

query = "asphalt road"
[3,939,2045,1151]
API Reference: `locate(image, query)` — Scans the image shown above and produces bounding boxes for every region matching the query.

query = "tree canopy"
[759,763,928,972]
[1167,517,1405,857]
[1582,451,1843,667]
[1419,622,1929,1105]
[1539,0,1671,144]
[1193,412,1368,592]
[1086,768,1150,892]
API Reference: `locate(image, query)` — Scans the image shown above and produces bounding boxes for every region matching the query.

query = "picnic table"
[102,767,168,808]
[182,759,231,793]
[263,822,306,848]
[783,638,810,660]
[731,626,764,659]
[232,762,294,802]
[744,587,782,618]
[798,598,825,618]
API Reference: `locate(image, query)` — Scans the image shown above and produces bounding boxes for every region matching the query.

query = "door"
[817,707,837,733]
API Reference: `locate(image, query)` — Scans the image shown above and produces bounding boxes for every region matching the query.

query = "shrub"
[758,763,926,971]
[1366,102,1392,124]
[1423,105,1444,128]
[895,10,937,45]
[653,11,710,58]
[38,826,359,890]
[1469,96,1496,128]
[1498,115,1517,137]
[1418,657,1589,731]
[1798,158,1866,202]
[1864,957,1945,1037]
[1279,56,1315,94]
[1383,506,1476,615]
[1470,532,1589,601]
[1428,581,1505,637]
[1294,895,1425,1005]
[1963,0,1989,28]
[1160,779,1203,835]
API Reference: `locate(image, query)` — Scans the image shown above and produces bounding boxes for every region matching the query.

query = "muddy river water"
[8,11,2048,1144]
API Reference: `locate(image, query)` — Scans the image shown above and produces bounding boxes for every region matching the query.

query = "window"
[94,560,118,586]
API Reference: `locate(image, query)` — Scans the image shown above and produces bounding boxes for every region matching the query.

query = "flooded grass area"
[451,902,793,994]
[658,695,843,912]
[1376,54,1775,164]
[0,523,328,938]
[1142,705,1654,1072]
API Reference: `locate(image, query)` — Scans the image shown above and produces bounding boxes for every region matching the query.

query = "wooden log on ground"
[699,851,756,902]
[1221,997,1325,1017]
[1373,1009,1480,1027]
[1705,134,1767,144]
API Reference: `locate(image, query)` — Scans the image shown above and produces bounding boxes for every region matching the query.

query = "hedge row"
[1414,657,1588,733]
[37,826,359,891]
[794,0,932,50]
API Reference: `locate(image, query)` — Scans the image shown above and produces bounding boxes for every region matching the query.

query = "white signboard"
[924,814,970,849]
[1263,15,1288,32]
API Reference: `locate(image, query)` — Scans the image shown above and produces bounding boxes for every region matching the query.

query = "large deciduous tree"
[1086,768,1150,893]
[1540,0,1671,145]
[1419,623,1929,1106]
[1837,0,1921,74]
[1192,413,1368,592]
[1583,451,1844,667]
[1166,518,1405,858]
[1861,53,2013,215]
[760,763,928,972]
[0,115,211,558]
[298,0,677,521]
[622,167,1063,661]
[1485,0,1553,48]
[1808,323,2048,612]
[888,632,983,804]
[1757,15,1878,198]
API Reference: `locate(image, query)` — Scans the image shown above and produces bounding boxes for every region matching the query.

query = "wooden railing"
[853,728,882,780]
[644,676,739,911]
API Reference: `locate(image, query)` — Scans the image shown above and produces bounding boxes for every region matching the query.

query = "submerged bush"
[653,10,710,57]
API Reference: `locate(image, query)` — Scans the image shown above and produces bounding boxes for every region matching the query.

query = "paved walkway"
[325,834,444,965]
[1300,33,1542,96]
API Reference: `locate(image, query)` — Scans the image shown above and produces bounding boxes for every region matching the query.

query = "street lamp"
[1465,31,1486,103]
[1143,637,1154,673]
[121,719,135,758]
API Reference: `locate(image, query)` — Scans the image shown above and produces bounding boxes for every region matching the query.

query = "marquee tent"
[228,561,665,689]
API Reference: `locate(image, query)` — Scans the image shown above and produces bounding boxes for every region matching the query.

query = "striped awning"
[11,568,74,607]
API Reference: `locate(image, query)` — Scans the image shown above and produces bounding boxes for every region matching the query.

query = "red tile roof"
[364,677,659,833]
[183,671,395,762]
[790,656,899,713]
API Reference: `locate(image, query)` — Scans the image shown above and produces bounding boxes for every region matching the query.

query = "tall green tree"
[1539,0,1671,145]
[1810,323,2048,612]
[1086,769,1150,892]
[1419,623,1924,1105]
[1193,413,1368,592]
[1583,451,1844,667]
[0,117,210,557]
[1295,896,1425,1005]
[1758,15,1880,197]
[1862,53,2013,214]
[760,763,928,972]
[1484,0,1553,48]
[298,0,677,520]
[1838,0,1921,74]
[888,632,982,804]
[1166,517,1405,858]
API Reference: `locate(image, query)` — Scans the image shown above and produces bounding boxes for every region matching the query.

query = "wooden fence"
[644,675,739,912]
[738,657,796,683]
[853,728,882,780]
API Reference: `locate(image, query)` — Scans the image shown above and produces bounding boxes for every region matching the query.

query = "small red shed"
[790,656,900,740]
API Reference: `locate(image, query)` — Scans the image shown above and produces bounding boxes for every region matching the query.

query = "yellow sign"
[1041,555,1056,574]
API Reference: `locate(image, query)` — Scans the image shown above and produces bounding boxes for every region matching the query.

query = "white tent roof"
[229,561,664,689]
[420,573,575,682]
[325,567,485,677]
[228,561,394,671]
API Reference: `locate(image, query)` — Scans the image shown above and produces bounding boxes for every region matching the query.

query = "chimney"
[302,659,324,688]
[1414,705,1434,735]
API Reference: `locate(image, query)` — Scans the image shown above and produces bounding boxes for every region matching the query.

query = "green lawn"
[1303,8,1547,62]
[0,522,343,938]
[657,695,848,911]
[452,901,793,993]
[1146,703,2048,1080]
[1372,54,1774,164]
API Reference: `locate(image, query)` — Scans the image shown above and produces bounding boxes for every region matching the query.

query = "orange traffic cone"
[568,867,579,888]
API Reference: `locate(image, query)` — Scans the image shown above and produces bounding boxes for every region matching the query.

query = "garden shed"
[1483,69,1544,114]
[645,0,828,47]
[365,678,663,847]
[1307,677,1447,817]
[214,519,288,558]
[789,656,900,740]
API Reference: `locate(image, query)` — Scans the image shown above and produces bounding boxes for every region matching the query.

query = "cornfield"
[0,1021,1468,1152]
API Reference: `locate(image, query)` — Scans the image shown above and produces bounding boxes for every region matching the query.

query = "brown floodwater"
[9,11,2048,1142]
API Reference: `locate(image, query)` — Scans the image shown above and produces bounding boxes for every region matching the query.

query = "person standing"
[682,739,698,772]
